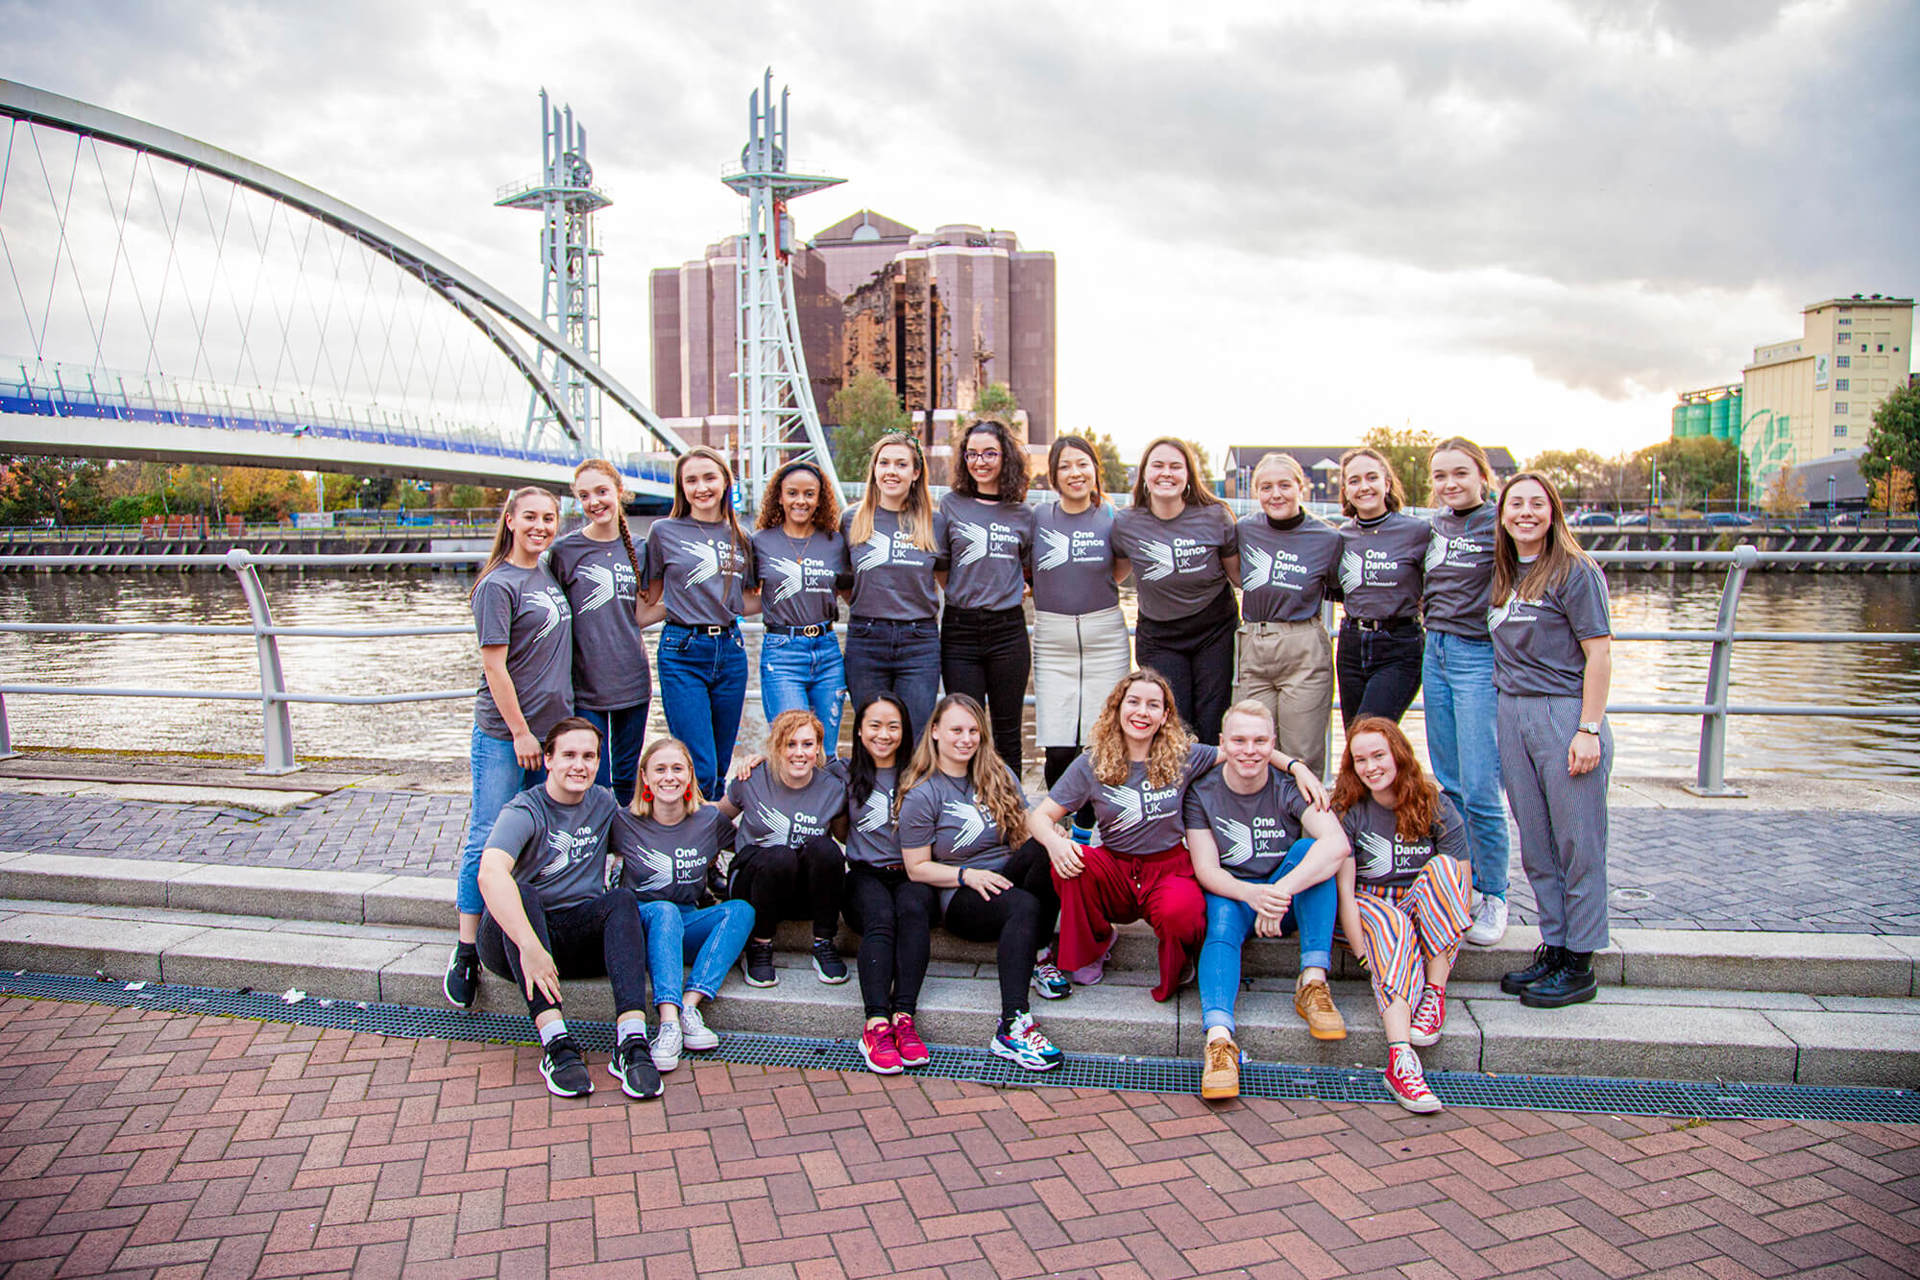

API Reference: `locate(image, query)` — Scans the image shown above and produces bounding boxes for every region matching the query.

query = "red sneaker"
[1409,985,1447,1047]
[859,1021,903,1075]
[891,1014,930,1067]
[1385,1044,1442,1114]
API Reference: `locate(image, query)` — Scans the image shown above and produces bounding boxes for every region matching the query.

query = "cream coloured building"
[1742,295,1913,485]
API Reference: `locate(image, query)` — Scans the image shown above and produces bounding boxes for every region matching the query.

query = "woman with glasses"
[941,419,1036,773]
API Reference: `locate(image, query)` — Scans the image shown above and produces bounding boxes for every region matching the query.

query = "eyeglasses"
[964,450,1002,462]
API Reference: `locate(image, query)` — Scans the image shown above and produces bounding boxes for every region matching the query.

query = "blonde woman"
[841,432,947,739]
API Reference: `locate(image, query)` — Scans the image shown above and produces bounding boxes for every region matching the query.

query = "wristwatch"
[1577,721,1602,736]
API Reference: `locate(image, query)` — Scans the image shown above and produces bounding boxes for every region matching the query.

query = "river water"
[2,570,1916,779]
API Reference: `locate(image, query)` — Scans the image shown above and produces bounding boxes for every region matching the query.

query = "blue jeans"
[1198,838,1334,1032]
[842,617,941,745]
[656,624,748,803]
[635,898,756,1009]
[1423,630,1510,898]
[580,702,649,807]
[760,630,847,746]
[458,725,543,915]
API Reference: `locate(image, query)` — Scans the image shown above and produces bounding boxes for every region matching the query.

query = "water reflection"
[2,570,1915,778]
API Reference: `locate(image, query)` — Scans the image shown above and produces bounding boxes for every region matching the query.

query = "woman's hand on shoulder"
[731,753,765,781]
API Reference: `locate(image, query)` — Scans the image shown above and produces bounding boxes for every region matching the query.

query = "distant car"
[1571,512,1617,526]
[1619,513,1649,527]
[1705,512,1758,527]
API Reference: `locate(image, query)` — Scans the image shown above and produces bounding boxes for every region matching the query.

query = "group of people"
[442,427,1614,1114]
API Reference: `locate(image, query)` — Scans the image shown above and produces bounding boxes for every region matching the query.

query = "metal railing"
[0,547,1916,790]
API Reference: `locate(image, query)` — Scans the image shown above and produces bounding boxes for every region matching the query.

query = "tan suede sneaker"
[1294,978,1348,1041]
[1201,1034,1241,1101]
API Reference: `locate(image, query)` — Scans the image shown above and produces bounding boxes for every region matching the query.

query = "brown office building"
[650,211,1057,452]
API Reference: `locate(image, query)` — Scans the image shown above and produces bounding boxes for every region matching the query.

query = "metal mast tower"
[724,70,845,500]
[497,89,610,455]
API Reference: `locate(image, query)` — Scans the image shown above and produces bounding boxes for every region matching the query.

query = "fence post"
[0,692,18,760]
[226,548,301,775]
[1685,544,1758,797]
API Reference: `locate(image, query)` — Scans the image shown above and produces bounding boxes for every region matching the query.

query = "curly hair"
[1330,717,1439,843]
[898,694,1028,844]
[950,419,1030,503]
[753,460,841,533]
[763,707,827,767]
[1086,669,1195,790]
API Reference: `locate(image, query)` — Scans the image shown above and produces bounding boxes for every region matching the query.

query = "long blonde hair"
[1088,669,1196,789]
[898,694,1027,842]
[847,432,937,551]
[471,487,559,599]
[572,459,642,587]
[669,446,749,574]
[628,738,706,818]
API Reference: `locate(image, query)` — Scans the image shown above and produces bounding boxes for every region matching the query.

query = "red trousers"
[1053,842,1205,1002]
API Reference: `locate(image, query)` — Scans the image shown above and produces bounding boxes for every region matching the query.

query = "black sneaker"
[1500,944,1564,996]
[1521,953,1599,1008]
[443,945,479,1009]
[742,939,777,987]
[811,936,849,984]
[608,1035,665,1100]
[539,1034,593,1098]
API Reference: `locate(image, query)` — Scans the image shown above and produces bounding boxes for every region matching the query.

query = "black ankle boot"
[1500,943,1564,996]
[1521,950,1598,1008]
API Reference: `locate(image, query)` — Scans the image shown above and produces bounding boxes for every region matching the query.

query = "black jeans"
[923,838,1060,1022]
[1335,619,1425,731]
[941,604,1031,773]
[1135,588,1240,745]
[476,885,650,1021]
[730,834,846,940]
[842,862,938,1020]
[1044,748,1094,828]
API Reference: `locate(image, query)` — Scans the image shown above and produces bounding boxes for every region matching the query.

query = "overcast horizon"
[3,0,1915,464]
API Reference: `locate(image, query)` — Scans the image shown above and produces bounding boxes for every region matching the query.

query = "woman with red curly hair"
[1331,717,1471,1114]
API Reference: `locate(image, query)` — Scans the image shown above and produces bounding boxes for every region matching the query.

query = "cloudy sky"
[4,0,1915,462]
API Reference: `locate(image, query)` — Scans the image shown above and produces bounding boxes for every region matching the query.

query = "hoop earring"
[641,783,654,803]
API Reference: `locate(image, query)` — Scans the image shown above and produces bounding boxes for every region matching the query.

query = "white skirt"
[1031,606,1134,748]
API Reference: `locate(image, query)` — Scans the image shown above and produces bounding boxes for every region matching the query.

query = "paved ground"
[0,996,1916,1280]
[2,787,1916,934]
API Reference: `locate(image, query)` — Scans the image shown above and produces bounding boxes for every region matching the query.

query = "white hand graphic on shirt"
[684,541,724,588]
[952,521,992,568]
[857,789,891,834]
[1101,784,1147,832]
[529,589,567,643]
[755,802,794,848]
[853,532,894,573]
[763,556,806,605]
[1134,540,1177,582]
[628,844,675,894]
[1216,818,1255,867]
[578,562,619,612]
[1241,545,1274,592]
[942,799,988,849]
[1354,829,1395,880]
[1338,549,1365,596]
[1424,530,1449,574]
[536,827,591,879]
[1035,527,1071,572]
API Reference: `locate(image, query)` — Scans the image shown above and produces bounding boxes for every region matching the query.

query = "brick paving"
[2,996,1918,1279]
[2,789,1916,934]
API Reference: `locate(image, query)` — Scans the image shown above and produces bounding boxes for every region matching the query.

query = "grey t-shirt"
[1490,558,1612,698]
[1182,765,1311,882]
[1112,503,1237,621]
[897,764,1020,874]
[748,527,846,628]
[617,805,733,908]
[1031,501,1121,616]
[547,530,652,711]
[1236,513,1344,624]
[1048,743,1219,857]
[941,493,1034,612]
[841,505,950,620]
[1339,792,1467,888]
[485,784,621,913]
[643,516,750,625]
[1422,503,1499,639]
[471,561,574,740]
[1336,511,1430,622]
[725,758,849,850]
[845,765,902,869]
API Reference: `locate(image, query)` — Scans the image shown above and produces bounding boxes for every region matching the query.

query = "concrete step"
[1,896,1916,1089]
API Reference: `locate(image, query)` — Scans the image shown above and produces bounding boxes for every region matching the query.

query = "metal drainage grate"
[4,969,1915,1124]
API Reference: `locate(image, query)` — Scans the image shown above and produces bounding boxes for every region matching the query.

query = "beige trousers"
[1234,618,1335,775]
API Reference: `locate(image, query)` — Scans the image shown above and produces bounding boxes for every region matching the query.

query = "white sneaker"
[650,1019,683,1072]
[1465,894,1509,947]
[680,1004,720,1051]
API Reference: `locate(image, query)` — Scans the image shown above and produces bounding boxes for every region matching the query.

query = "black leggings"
[1335,621,1424,731]
[476,885,650,1021]
[842,862,938,1020]
[942,604,1031,773]
[1135,588,1239,745]
[730,834,846,940]
[909,837,1059,1022]
[1043,748,1094,828]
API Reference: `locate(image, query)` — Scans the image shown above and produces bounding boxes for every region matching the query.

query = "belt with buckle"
[1350,615,1416,633]
[764,621,834,637]
[670,620,736,636]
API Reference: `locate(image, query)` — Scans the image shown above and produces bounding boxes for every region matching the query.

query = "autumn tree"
[1360,425,1439,507]
[1761,467,1807,516]
[827,371,912,478]
[1861,384,1920,518]
[0,455,107,526]
[1528,448,1604,502]
[1639,437,1739,513]
[1080,429,1131,493]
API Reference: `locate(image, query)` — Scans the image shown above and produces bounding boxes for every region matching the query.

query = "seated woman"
[474,717,663,1102]
[719,709,849,988]
[899,694,1065,1071]
[619,737,754,1073]
[1331,717,1473,1115]
[1182,701,1350,1101]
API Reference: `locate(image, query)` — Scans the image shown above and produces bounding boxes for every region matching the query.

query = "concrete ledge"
[1470,996,1799,1083]
[1618,927,1912,997]
[167,864,389,922]
[1880,936,1920,997]
[1179,980,1484,1072]
[160,928,411,1001]
[0,911,208,981]
[1764,1010,1920,1088]
[0,853,190,907]
[363,875,456,927]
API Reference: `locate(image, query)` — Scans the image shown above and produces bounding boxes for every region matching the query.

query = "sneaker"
[1293,978,1348,1041]
[990,1011,1063,1072]
[607,1035,664,1100]
[1384,1044,1442,1114]
[742,939,777,987]
[443,945,478,1009]
[1520,952,1598,1008]
[539,1034,593,1098]
[1501,943,1564,996]
[680,1004,720,1052]
[651,1019,683,1072]
[1201,1034,1240,1101]
[811,936,849,984]
[891,1013,930,1067]
[1069,933,1117,986]
[1031,956,1071,1001]
[1409,986,1446,1047]
[859,1021,904,1074]
[1465,894,1509,947]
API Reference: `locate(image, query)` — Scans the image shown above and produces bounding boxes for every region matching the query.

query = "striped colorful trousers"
[1338,856,1472,1015]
